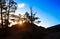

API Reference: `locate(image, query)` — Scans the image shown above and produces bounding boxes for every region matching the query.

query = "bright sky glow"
[14,0,60,28]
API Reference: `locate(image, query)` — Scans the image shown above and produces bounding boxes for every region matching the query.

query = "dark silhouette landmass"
[0,22,46,39]
[43,24,60,39]
[0,23,60,39]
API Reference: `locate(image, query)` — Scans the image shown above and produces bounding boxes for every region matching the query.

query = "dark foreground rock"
[0,22,46,39]
[43,24,60,39]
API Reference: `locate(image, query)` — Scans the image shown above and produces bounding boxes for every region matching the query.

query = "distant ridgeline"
[43,24,60,39]
[0,21,60,39]
[46,24,60,33]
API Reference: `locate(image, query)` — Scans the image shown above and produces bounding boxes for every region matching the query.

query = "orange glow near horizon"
[18,21,23,25]
[0,19,26,27]
[8,20,26,27]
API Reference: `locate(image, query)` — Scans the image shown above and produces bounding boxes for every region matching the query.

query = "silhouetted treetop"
[24,10,40,24]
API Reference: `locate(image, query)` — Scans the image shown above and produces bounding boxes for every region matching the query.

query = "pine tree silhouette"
[0,0,17,28]
[24,7,40,24]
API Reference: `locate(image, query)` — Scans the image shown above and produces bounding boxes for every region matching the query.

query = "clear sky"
[14,0,60,28]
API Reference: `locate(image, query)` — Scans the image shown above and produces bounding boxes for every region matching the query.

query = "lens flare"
[23,20,26,23]
[0,20,1,23]
[8,20,26,27]
[18,21,23,25]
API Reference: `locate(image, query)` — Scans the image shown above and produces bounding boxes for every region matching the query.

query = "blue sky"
[14,0,60,28]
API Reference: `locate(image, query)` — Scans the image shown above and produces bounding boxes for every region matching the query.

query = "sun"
[18,21,23,25]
